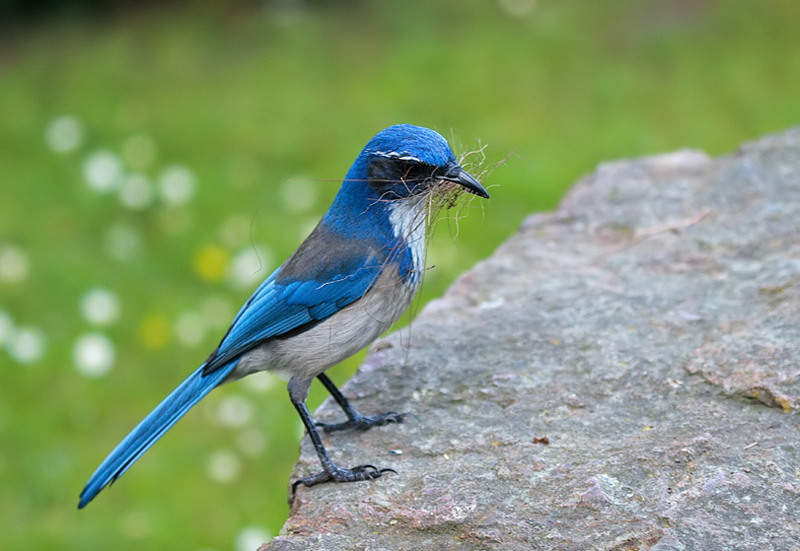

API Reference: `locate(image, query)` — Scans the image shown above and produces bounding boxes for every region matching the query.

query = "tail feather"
[78,361,237,508]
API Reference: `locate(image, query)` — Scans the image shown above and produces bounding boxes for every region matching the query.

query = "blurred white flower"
[236,428,266,457]
[206,449,241,483]
[105,222,142,262]
[227,246,274,290]
[8,326,46,364]
[80,287,121,327]
[279,176,319,213]
[240,371,280,394]
[118,173,155,210]
[497,0,537,18]
[235,525,271,551]
[216,395,255,428]
[73,332,115,377]
[174,310,206,348]
[0,245,30,284]
[45,115,85,153]
[83,150,124,193]
[158,164,196,207]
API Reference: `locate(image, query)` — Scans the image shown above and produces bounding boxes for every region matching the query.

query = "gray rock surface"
[262,130,800,550]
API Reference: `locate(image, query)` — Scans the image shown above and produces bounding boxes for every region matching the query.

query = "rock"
[261,129,800,550]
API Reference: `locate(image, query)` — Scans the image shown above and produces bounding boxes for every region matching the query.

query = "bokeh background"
[2,0,799,549]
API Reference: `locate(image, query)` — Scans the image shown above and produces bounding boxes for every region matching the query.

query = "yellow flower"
[139,313,171,350]
[193,244,229,283]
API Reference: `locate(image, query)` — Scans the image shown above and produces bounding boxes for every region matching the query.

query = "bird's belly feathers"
[233,263,418,381]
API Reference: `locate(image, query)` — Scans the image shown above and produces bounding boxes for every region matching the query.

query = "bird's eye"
[399,161,434,183]
[367,157,437,198]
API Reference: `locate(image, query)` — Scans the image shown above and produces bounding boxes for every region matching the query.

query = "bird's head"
[356,124,489,202]
[333,124,488,207]
[324,124,489,237]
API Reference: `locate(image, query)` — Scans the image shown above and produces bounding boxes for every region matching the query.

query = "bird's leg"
[315,373,411,433]
[288,379,395,493]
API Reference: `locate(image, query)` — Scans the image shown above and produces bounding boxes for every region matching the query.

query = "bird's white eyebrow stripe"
[372,151,422,163]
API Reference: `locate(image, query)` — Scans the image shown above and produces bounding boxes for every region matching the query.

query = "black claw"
[292,463,396,494]
[317,410,413,433]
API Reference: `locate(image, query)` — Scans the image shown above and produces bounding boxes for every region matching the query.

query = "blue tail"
[78,361,237,508]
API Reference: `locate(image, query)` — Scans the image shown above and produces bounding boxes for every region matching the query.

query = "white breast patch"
[388,195,428,286]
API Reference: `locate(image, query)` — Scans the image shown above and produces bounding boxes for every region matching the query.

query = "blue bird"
[78,124,489,508]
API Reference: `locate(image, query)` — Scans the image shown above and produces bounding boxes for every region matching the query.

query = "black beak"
[442,164,490,199]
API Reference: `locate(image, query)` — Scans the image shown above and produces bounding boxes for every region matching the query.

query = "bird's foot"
[292,464,396,494]
[317,411,412,433]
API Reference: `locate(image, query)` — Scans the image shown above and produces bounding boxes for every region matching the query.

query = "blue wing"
[204,226,395,372]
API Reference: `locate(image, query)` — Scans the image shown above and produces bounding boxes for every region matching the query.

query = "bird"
[78,123,489,508]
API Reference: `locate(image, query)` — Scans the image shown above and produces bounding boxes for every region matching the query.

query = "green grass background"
[2,0,799,549]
